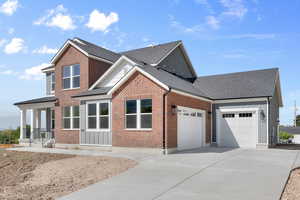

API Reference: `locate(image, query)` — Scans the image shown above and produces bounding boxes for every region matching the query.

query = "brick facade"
[54,46,111,144]
[112,71,166,148]
[111,71,212,149]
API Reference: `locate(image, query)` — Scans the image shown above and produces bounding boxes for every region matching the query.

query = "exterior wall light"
[171,105,177,115]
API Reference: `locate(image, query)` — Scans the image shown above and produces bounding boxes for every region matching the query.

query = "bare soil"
[0,150,137,200]
[282,168,300,200]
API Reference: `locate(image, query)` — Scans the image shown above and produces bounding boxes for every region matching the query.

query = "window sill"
[62,129,80,131]
[125,129,152,131]
[62,87,80,91]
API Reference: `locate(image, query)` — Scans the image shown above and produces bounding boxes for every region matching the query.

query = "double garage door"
[217,109,258,148]
[177,106,206,151]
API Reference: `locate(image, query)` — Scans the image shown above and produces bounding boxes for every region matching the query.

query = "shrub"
[0,127,20,144]
[279,131,294,140]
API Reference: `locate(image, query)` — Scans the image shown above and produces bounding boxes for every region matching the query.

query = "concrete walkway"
[54,148,300,200]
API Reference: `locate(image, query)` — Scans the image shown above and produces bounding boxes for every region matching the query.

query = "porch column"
[30,109,38,140]
[20,109,27,140]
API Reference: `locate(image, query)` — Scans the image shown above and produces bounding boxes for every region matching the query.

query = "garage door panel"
[218,110,257,148]
[177,107,205,151]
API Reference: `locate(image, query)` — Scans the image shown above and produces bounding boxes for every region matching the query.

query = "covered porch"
[14,96,57,146]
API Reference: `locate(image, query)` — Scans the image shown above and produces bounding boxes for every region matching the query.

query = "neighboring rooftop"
[280,126,300,135]
[193,68,279,100]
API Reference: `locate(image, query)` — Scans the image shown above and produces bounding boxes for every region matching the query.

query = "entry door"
[218,110,258,148]
[177,106,205,151]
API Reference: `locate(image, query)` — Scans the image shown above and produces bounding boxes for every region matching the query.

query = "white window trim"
[125,99,152,131]
[63,64,80,90]
[50,72,55,94]
[63,106,80,130]
[86,100,111,132]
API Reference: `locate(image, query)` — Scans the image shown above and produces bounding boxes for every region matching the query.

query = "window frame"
[62,64,80,90]
[50,109,55,130]
[62,106,80,130]
[50,72,55,94]
[86,100,111,132]
[125,99,152,131]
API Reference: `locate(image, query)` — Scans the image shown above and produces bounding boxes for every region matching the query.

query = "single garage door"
[177,106,205,151]
[217,109,258,148]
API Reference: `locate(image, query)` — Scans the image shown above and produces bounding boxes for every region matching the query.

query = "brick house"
[14,38,283,153]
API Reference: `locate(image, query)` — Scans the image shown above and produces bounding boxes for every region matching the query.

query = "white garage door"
[177,106,205,151]
[217,109,258,148]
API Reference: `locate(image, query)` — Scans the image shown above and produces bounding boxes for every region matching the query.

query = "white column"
[20,109,27,140]
[30,109,38,140]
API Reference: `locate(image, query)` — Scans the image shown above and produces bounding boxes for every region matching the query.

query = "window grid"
[50,72,55,93]
[125,99,152,130]
[63,106,80,130]
[63,64,80,89]
[87,102,110,131]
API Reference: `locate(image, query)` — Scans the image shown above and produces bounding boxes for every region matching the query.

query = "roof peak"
[198,67,278,79]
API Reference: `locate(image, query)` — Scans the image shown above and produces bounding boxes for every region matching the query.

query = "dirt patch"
[281,168,300,200]
[0,150,137,200]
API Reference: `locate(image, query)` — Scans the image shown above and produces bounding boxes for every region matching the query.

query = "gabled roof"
[14,96,57,105]
[194,68,279,100]
[72,38,121,63]
[120,41,182,65]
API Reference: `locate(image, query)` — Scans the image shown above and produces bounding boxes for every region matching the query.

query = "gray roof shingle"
[193,68,278,100]
[14,96,57,105]
[121,41,181,64]
[72,87,112,98]
[140,65,210,99]
[72,38,121,63]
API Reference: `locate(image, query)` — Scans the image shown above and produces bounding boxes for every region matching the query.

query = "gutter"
[162,88,171,155]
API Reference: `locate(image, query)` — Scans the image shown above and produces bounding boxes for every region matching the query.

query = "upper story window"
[63,64,80,90]
[50,72,55,93]
[125,99,152,130]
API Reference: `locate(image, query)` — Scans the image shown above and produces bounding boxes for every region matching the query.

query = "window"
[87,101,110,130]
[63,64,80,89]
[63,106,80,129]
[50,72,55,92]
[125,99,152,130]
[239,113,252,118]
[51,109,55,129]
[223,113,235,118]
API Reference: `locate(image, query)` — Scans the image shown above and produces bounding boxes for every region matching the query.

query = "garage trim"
[216,107,260,148]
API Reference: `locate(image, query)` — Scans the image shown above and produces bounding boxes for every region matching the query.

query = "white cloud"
[220,0,248,19]
[8,27,14,34]
[206,16,220,30]
[85,10,119,32]
[34,5,76,31]
[169,15,204,34]
[19,63,49,80]
[32,45,58,54]
[0,0,19,16]
[228,33,276,39]
[4,38,25,54]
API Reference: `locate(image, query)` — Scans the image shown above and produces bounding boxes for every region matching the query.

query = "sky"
[0,0,299,128]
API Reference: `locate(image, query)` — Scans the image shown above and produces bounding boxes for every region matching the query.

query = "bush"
[0,127,20,144]
[279,131,294,140]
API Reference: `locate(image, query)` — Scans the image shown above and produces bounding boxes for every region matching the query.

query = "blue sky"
[0,0,299,128]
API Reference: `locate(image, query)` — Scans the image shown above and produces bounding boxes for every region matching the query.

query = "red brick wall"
[88,58,111,87]
[165,92,212,148]
[54,46,111,144]
[112,71,166,148]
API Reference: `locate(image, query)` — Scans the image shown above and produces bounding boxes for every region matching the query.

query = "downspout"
[267,97,270,147]
[163,88,171,155]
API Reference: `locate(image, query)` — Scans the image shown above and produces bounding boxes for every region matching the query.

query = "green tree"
[279,131,294,140]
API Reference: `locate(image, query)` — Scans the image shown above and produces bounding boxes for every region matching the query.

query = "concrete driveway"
[59,148,300,200]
